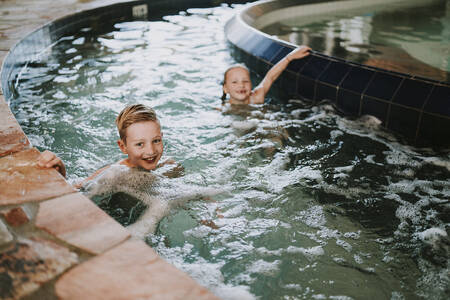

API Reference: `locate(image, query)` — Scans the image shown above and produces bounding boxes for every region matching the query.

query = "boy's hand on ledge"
[286,45,312,62]
[37,150,66,178]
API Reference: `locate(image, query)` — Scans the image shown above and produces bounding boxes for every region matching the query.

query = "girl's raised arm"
[251,45,311,104]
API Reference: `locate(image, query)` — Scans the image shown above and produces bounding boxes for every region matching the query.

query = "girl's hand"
[37,150,66,177]
[286,45,312,62]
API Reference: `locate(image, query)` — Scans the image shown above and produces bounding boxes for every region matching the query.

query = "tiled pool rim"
[0,0,245,299]
[225,0,450,147]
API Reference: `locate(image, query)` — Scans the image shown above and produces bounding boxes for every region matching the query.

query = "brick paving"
[0,0,220,299]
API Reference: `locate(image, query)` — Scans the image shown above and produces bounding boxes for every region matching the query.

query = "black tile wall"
[365,72,403,101]
[297,75,315,101]
[424,84,450,116]
[287,54,311,74]
[387,104,420,140]
[417,113,450,146]
[318,60,350,86]
[392,78,432,109]
[257,42,284,62]
[280,71,299,97]
[271,46,295,64]
[316,82,337,104]
[361,96,389,124]
[299,55,330,80]
[341,67,375,93]
[337,89,362,115]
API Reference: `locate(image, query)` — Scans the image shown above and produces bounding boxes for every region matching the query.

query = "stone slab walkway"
[0,0,220,299]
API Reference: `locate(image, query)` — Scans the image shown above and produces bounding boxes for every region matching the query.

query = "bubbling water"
[11,4,450,300]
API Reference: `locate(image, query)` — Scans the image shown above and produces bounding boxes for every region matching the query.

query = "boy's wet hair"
[116,104,159,143]
[221,64,250,104]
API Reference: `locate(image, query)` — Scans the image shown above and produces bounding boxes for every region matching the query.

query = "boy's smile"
[118,120,163,171]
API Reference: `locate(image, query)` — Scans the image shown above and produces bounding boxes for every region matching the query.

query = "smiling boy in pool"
[221,45,311,105]
[38,103,180,186]
[38,103,223,237]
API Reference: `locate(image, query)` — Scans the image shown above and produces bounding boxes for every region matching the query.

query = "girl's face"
[223,67,252,103]
[118,120,163,170]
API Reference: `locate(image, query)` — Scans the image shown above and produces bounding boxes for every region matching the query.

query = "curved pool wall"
[0,0,247,299]
[224,0,450,147]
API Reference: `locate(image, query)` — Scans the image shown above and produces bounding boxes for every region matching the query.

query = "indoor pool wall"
[224,0,450,147]
[0,0,247,299]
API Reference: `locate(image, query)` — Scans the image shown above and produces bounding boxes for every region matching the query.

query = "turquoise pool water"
[11,4,449,300]
[260,0,450,82]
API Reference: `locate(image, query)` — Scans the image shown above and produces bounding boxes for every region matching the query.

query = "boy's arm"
[37,150,67,178]
[252,45,311,103]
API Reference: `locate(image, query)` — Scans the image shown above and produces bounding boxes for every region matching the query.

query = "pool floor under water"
[10,3,450,300]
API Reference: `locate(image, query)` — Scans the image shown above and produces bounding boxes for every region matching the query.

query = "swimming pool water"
[260,0,450,83]
[11,3,450,300]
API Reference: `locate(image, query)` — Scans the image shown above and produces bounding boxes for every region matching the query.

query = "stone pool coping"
[0,0,222,299]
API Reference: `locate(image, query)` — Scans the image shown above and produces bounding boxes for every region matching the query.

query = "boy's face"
[223,67,252,103]
[118,120,163,171]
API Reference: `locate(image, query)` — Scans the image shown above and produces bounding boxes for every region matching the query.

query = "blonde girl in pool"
[221,45,311,105]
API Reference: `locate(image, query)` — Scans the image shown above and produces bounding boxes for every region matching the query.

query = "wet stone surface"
[35,193,130,255]
[0,148,75,206]
[0,206,30,227]
[0,238,78,300]
[0,97,30,157]
[0,220,13,245]
[55,239,219,300]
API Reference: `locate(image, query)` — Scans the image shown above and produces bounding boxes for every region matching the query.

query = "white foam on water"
[231,120,258,131]
[158,244,256,300]
[336,239,352,252]
[82,164,228,238]
[295,205,327,228]
[334,165,354,173]
[417,227,448,247]
[316,182,371,199]
[183,225,213,239]
[255,247,284,256]
[286,246,325,260]
[329,129,344,140]
[247,259,281,276]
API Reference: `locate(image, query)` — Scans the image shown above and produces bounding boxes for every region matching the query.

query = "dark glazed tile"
[253,57,270,76]
[316,82,337,104]
[341,67,375,93]
[337,89,361,115]
[280,71,299,97]
[424,84,450,116]
[361,96,389,124]
[318,60,351,86]
[258,42,284,62]
[270,46,294,64]
[387,104,420,140]
[416,113,450,147]
[392,78,432,109]
[297,75,316,101]
[298,55,330,80]
[287,55,311,74]
[365,72,403,101]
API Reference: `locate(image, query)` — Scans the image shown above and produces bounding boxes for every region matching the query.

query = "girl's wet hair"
[221,64,250,105]
[116,104,159,142]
